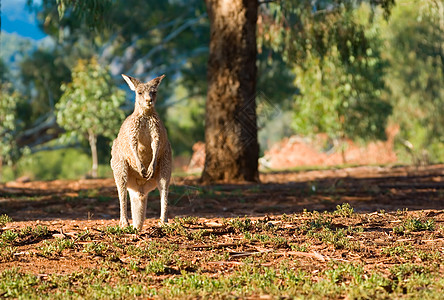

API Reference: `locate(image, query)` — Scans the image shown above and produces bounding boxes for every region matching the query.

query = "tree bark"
[202,0,259,183]
[88,129,98,178]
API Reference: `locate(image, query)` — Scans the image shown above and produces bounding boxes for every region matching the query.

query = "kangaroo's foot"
[120,218,130,228]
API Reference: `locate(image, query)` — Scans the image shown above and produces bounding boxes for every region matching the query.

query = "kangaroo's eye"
[138,91,143,95]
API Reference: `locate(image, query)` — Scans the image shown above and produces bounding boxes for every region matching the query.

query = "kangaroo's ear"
[149,74,165,88]
[122,74,141,91]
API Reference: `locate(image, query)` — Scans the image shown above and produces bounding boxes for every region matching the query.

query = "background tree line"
[0,0,442,182]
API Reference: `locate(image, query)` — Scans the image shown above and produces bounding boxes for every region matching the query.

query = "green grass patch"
[394,217,436,234]
[0,206,443,299]
[0,215,13,227]
[39,238,75,258]
[102,225,139,236]
[1,148,113,182]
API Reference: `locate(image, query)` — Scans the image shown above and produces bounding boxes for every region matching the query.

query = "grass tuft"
[0,214,13,227]
[393,217,435,234]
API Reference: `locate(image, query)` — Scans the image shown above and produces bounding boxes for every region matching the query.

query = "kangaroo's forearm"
[151,140,159,166]
[130,135,142,166]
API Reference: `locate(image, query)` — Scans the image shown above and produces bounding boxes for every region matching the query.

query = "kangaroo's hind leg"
[157,150,172,225]
[157,177,170,225]
[111,158,129,228]
[128,179,156,231]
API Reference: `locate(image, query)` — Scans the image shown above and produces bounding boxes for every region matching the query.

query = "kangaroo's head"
[122,74,165,112]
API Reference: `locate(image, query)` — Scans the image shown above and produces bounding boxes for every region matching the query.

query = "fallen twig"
[396,239,413,242]
[274,251,330,262]
[207,261,274,267]
[422,238,444,243]
[207,261,244,266]
[185,242,240,250]
[230,249,273,257]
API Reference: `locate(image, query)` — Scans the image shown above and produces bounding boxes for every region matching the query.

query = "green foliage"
[266,0,395,63]
[290,4,391,144]
[257,1,398,155]
[20,48,71,125]
[32,0,300,161]
[54,0,112,30]
[165,86,205,156]
[0,60,9,82]
[0,82,22,170]
[3,148,112,181]
[56,57,125,177]
[383,0,444,162]
[56,57,125,142]
[35,0,209,88]
[0,34,34,74]
[14,0,443,180]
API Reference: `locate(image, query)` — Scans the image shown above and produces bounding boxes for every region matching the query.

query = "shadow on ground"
[1,165,443,222]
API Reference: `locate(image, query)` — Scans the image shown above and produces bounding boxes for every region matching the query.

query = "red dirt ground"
[0,165,443,278]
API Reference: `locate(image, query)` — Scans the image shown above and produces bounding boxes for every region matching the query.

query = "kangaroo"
[110,74,172,230]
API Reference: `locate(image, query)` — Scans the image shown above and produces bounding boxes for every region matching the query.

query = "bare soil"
[1,164,443,281]
[187,125,399,172]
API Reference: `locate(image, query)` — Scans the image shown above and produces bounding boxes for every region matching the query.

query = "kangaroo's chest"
[136,118,158,165]
[138,122,152,145]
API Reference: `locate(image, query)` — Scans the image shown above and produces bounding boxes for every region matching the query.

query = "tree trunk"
[88,129,98,178]
[202,0,259,183]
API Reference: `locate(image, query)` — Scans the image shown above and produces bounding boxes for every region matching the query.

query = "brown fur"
[110,74,172,230]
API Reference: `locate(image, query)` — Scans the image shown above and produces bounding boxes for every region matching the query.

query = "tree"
[291,5,392,161]
[0,82,22,181]
[383,0,444,162]
[31,0,208,81]
[40,0,397,183]
[202,0,395,181]
[20,48,72,126]
[202,0,259,183]
[28,0,210,156]
[56,57,126,178]
[0,60,8,82]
